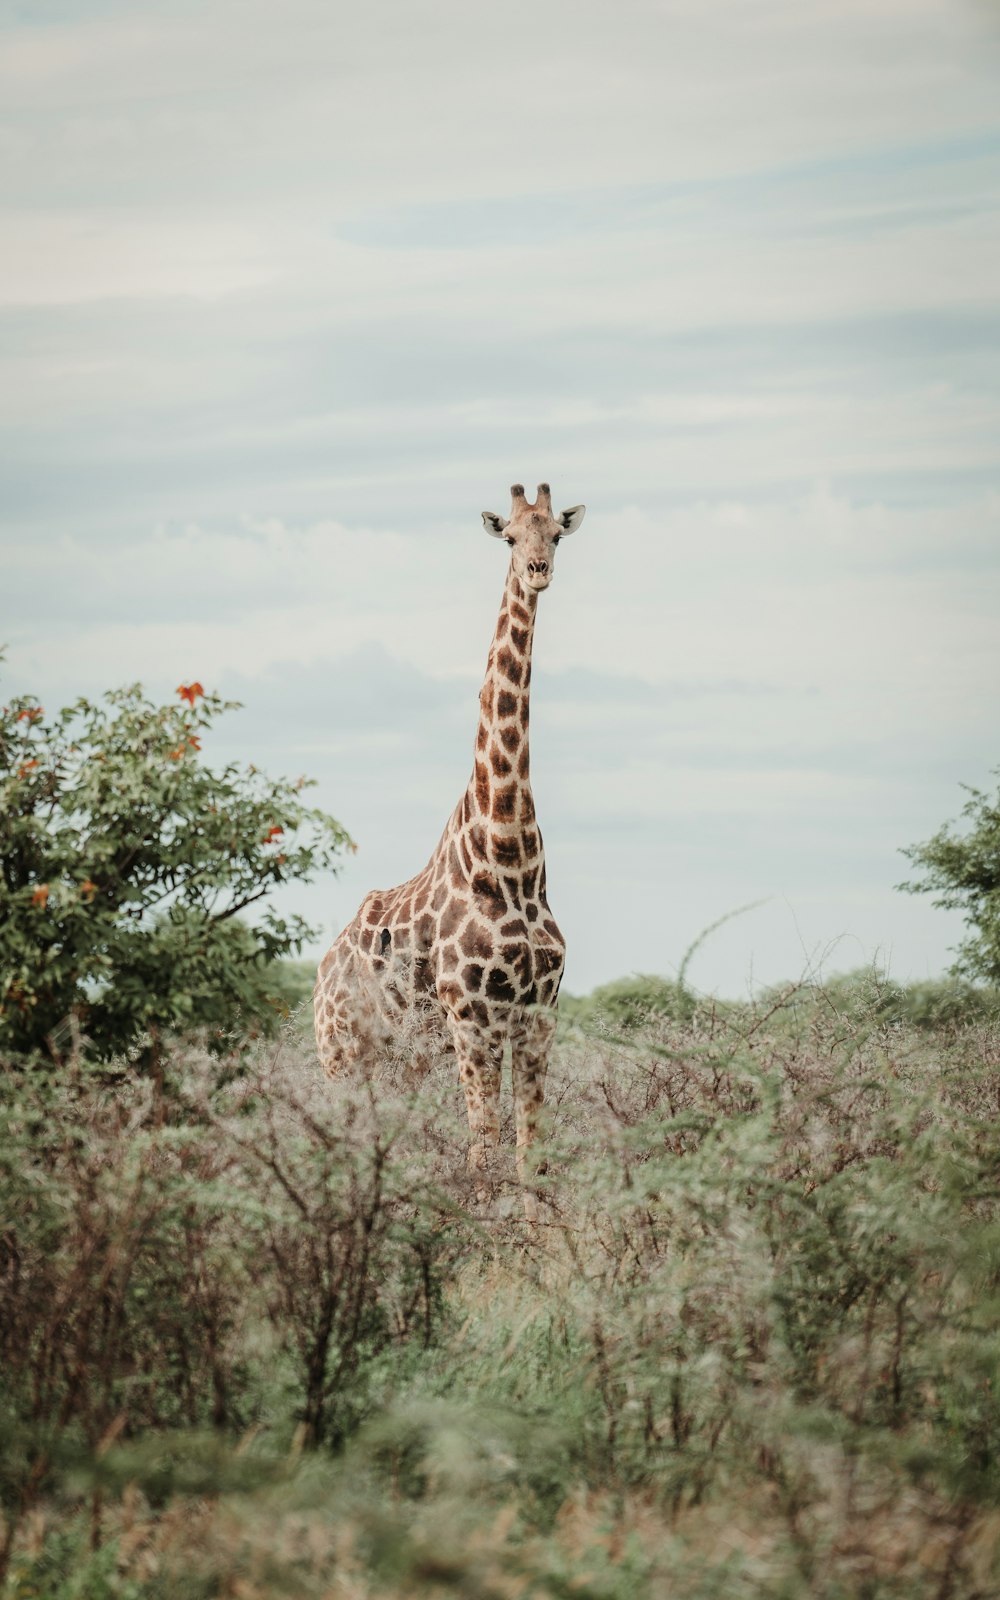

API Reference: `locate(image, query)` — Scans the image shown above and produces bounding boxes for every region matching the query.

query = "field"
[2,972,999,1599]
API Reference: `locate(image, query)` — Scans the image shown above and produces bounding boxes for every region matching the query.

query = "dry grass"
[2,975,999,1598]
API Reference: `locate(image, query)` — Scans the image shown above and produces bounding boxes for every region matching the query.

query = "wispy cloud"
[2,0,998,992]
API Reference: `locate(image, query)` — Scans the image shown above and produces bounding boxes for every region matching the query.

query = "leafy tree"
[899,770,1000,985]
[0,676,352,1061]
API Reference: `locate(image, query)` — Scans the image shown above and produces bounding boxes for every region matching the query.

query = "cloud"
[4,1,1000,216]
[2,0,999,993]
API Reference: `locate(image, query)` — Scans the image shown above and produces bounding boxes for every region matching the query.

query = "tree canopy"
[899,770,1000,986]
[0,677,352,1061]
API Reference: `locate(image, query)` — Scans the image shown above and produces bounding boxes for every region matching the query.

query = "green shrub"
[752,967,1000,1035]
[900,767,1000,985]
[891,973,1000,1028]
[0,677,351,1061]
[567,973,696,1033]
[264,958,319,1019]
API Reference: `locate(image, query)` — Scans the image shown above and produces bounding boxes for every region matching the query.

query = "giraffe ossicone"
[314,482,586,1221]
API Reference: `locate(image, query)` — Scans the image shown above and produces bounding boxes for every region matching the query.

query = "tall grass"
[2,975,999,1597]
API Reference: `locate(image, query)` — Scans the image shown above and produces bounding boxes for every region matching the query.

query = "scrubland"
[2,972,999,1599]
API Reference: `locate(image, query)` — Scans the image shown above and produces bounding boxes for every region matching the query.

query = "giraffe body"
[314,484,585,1214]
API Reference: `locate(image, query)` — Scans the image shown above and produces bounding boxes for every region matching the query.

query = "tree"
[899,770,1000,986]
[0,677,353,1061]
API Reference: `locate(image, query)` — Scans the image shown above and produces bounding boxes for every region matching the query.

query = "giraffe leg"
[447,1019,503,1190]
[314,949,386,1080]
[512,1009,556,1226]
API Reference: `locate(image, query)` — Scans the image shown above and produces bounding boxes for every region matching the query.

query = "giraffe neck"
[465,565,541,865]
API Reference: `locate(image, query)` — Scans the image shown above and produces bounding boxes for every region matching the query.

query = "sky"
[2,0,1000,998]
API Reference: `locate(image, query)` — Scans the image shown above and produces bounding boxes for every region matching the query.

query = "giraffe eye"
[506,537,515,547]
[553,534,561,545]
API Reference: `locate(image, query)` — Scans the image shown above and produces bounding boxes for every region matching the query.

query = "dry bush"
[0,1036,471,1584]
[2,981,1000,1598]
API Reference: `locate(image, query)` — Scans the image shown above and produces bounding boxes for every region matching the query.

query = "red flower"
[32,885,49,909]
[177,682,205,706]
[17,706,43,723]
[188,735,201,750]
[17,759,39,777]
[168,747,186,760]
[80,879,98,902]
[262,825,284,844]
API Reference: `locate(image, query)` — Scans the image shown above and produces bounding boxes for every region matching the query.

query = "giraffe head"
[482,483,586,592]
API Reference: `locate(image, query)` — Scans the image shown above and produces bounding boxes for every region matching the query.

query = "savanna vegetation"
[900,768,1000,988]
[3,685,1000,1598]
[0,677,351,1062]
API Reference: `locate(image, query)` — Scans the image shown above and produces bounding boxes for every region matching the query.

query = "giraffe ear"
[482,512,509,539]
[558,504,586,535]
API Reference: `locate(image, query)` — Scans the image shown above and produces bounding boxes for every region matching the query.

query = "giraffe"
[314,482,586,1219]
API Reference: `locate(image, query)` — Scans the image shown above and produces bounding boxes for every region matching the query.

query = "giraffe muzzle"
[525,560,550,589]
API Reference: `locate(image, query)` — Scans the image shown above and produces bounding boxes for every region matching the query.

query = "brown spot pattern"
[475,760,490,812]
[492,783,517,821]
[489,744,512,778]
[492,834,520,867]
[485,967,518,1003]
[460,921,493,960]
[497,647,522,685]
[439,899,463,940]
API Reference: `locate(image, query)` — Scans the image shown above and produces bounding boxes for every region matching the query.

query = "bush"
[0,677,352,1061]
[265,958,321,1020]
[890,973,1000,1028]
[3,985,1000,1598]
[563,973,696,1033]
[900,768,1000,985]
[0,1043,467,1583]
[753,967,1000,1035]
